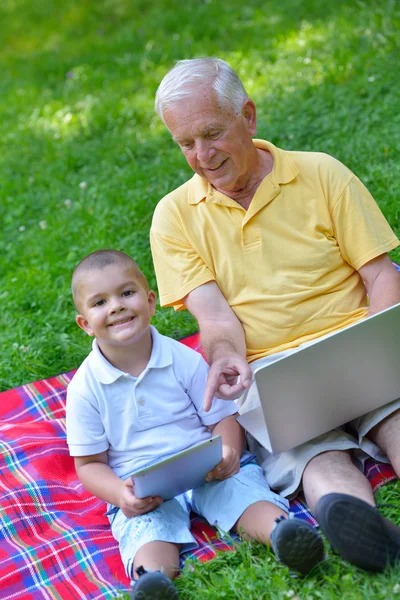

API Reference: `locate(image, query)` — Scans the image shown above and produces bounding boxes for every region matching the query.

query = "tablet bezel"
[131,435,222,500]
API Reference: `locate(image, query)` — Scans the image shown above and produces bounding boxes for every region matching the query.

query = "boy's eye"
[93,299,105,307]
[122,289,135,297]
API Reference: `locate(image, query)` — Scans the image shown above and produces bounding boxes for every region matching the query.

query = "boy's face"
[75,264,156,346]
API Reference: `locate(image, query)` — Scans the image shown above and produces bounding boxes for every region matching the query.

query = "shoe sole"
[132,572,179,600]
[274,520,325,575]
[315,494,400,572]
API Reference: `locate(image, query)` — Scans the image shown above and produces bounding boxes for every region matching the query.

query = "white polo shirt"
[66,326,238,479]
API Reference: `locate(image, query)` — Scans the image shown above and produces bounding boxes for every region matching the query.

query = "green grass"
[1,0,399,390]
[1,0,400,597]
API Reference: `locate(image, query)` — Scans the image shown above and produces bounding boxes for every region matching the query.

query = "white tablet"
[131,435,222,500]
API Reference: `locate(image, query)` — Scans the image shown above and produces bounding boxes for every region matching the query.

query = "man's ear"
[148,290,157,317]
[242,99,257,136]
[76,314,94,336]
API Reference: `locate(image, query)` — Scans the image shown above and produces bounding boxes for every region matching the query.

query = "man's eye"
[181,141,194,150]
[208,131,221,139]
[122,290,135,297]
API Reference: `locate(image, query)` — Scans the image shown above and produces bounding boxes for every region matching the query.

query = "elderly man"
[150,57,400,571]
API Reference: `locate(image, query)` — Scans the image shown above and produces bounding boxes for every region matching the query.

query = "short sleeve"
[150,201,215,310]
[186,355,238,426]
[66,386,109,457]
[331,176,399,271]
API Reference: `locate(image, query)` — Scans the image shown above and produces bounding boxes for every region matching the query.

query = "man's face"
[75,264,156,347]
[163,90,257,194]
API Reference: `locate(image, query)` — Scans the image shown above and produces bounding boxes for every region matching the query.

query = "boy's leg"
[233,500,285,545]
[133,541,180,580]
[131,541,180,600]
[192,462,324,574]
[233,499,325,575]
[109,496,197,586]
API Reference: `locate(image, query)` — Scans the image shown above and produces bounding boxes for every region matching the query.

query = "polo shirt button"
[138,398,145,406]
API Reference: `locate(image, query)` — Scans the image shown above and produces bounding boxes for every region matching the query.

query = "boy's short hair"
[72,250,149,311]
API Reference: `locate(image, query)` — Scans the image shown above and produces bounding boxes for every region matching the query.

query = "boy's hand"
[205,444,240,482]
[119,478,163,518]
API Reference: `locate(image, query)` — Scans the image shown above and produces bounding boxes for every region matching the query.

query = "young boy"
[66,250,324,600]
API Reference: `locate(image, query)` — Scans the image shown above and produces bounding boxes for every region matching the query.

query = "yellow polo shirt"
[150,140,399,362]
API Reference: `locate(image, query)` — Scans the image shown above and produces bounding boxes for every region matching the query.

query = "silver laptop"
[237,302,400,455]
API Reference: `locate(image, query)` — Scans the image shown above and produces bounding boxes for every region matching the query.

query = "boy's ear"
[148,290,157,316]
[76,314,94,336]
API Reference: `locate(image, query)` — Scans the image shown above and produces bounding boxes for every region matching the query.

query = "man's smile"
[206,159,227,172]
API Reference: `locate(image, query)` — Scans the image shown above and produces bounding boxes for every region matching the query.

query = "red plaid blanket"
[0,333,397,599]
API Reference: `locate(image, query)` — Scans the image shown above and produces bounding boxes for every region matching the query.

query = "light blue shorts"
[109,455,289,578]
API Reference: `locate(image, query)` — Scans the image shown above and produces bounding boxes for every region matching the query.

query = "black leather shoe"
[131,566,180,599]
[315,493,400,572]
[271,515,325,575]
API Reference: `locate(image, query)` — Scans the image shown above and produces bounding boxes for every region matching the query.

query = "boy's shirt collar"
[89,325,173,384]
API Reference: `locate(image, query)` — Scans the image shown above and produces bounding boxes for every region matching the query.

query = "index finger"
[203,360,253,411]
[203,367,222,412]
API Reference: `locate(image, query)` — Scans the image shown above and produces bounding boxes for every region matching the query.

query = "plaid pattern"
[1,324,399,599]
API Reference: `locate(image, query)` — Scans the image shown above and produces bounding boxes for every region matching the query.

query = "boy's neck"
[96,327,153,377]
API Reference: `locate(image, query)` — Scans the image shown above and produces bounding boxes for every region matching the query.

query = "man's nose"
[195,139,216,163]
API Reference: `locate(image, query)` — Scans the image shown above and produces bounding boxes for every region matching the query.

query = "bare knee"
[302,450,374,512]
[303,450,353,481]
[133,541,180,580]
[233,500,287,545]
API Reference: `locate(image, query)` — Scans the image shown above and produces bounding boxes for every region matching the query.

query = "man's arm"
[185,281,253,411]
[358,254,400,315]
[206,414,245,481]
[74,453,162,517]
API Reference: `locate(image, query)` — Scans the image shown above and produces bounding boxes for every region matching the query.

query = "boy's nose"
[109,299,125,314]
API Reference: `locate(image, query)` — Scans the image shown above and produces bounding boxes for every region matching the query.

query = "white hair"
[155,57,249,123]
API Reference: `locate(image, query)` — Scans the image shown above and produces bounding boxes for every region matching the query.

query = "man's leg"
[248,421,400,572]
[303,448,400,573]
[366,408,400,475]
[302,449,375,513]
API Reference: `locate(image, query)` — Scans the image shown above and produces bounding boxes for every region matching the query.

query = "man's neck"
[215,149,274,210]
[97,328,153,377]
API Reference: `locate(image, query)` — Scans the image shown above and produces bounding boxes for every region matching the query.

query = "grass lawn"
[1,0,400,597]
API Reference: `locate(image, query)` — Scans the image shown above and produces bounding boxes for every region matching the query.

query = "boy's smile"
[75,264,156,348]
[108,316,135,328]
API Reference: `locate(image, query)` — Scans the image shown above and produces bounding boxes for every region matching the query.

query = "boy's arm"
[74,452,162,518]
[206,414,245,482]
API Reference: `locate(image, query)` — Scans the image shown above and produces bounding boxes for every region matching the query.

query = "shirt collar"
[88,325,173,384]
[187,139,298,205]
